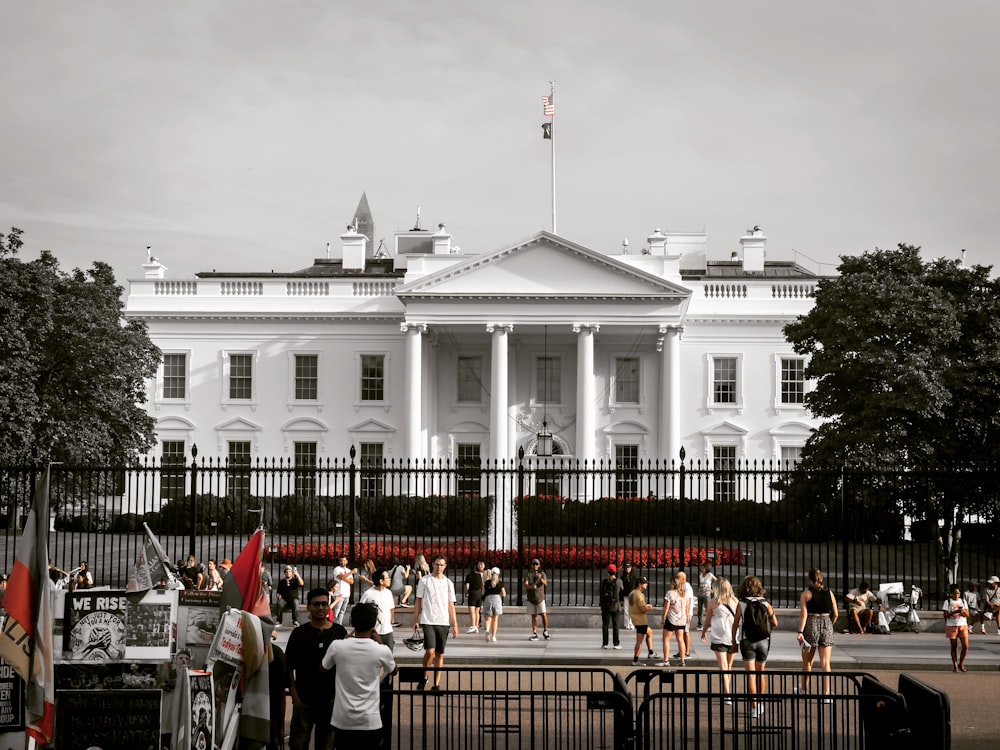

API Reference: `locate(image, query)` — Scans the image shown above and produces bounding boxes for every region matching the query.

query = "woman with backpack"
[732,575,779,719]
[700,576,739,701]
[795,568,838,699]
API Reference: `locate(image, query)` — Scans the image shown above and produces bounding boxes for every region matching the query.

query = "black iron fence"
[1,452,997,607]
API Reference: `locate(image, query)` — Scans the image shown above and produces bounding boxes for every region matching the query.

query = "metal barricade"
[630,668,869,750]
[384,666,633,750]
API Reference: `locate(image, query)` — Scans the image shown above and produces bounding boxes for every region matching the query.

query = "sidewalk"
[274,618,1000,672]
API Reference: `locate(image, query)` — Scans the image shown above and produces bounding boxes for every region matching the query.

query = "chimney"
[646,228,667,256]
[142,246,167,279]
[432,223,452,255]
[740,225,766,272]
[341,224,367,271]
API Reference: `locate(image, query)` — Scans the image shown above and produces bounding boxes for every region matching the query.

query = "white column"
[402,323,426,461]
[487,323,514,550]
[573,323,599,463]
[487,323,513,460]
[658,324,683,463]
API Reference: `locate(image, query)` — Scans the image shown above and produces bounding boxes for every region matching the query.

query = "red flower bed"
[265,541,744,569]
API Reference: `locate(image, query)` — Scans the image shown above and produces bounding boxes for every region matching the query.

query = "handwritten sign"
[55,689,160,749]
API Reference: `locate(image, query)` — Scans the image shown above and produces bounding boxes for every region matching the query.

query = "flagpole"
[549,81,557,235]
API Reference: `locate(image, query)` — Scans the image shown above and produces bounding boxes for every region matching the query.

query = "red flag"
[220,529,271,617]
[0,471,55,744]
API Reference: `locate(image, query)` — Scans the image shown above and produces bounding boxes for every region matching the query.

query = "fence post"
[188,444,199,559]
[841,463,849,603]
[516,446,525,606]
[349,445,357,564]
[678,447,686,572]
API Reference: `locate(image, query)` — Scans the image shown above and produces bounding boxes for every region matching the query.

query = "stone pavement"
[273,613,1000,671]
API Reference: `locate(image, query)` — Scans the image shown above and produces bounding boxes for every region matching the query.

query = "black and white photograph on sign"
[176,588,223,669]
[125,588,176,660]
[55,689,161,750]
[63,591,128,661]
[189,670,214,750]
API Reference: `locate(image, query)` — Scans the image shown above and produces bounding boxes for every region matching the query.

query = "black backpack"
[742,598,772,641]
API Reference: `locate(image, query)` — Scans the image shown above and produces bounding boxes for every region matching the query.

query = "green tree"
[0,227,161,464]
[784,245,1000,593]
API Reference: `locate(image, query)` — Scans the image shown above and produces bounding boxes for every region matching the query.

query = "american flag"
[542,95,554,117]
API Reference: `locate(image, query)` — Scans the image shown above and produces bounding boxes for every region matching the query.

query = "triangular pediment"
[347,418,396,434]
[396,231,690,300]
[214,416,262,432]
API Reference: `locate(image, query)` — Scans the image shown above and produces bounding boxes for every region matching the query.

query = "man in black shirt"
[285,587,347,750]
[277,566,304,626]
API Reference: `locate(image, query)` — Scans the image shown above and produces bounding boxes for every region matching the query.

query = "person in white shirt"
[942,584,970,672]
[411,554,459,690]
[329,556,356,625]
[360,569,397,651]
[673,570,696,659]
[321,602,396,748]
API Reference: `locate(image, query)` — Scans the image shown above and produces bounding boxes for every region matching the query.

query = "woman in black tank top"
[796,568,838,698]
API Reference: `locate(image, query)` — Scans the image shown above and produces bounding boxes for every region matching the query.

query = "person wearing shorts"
[464,561,486,633]
[732,575,778,718]
[628,577,656,665]
[482,567,506,642]
[942,584,970,672]
[525,559,550,640]
[795,568,837,699]
[411,555,459,690]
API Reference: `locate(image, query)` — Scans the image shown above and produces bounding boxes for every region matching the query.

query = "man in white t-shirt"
[411,554,459,690]
[321,602,396,747]
[329,556,356,626]
[360,569,397,651]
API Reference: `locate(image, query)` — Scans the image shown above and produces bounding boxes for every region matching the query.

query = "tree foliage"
[0,227,161,464]
[783,244,1000,591]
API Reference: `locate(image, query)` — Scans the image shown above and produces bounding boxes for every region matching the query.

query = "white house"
[124,209,826,492]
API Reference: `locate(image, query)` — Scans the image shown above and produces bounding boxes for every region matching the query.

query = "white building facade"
[124,222,825,479]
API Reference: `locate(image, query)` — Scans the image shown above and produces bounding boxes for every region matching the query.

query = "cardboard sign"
[55,689,160,749]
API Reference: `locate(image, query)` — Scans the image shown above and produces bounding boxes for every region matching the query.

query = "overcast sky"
[3,2,998,284]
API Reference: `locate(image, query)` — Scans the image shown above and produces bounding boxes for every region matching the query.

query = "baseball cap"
[607,564,617,573]
[988,576,1000,584]
[490,567,500,575]
[531,559,541,565]
[623,562,633,568]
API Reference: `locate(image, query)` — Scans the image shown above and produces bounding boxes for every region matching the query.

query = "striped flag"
[0,471,56,744]
[542,94,554,117]
[220,528,271,618]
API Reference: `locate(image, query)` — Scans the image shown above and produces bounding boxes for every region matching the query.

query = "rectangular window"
[160,441,186,500]
[294,442,317,498]
[295,355,318,400]
[713,445,737,502]
[229,354,253,400]
[615,444,640,498]
[359,442,384,497]
[536,356,561,404]
[361,355,385,401]
[457,357,482,403]
[780,445,803,465]
[163,353,187,399]
[228,441,252,500]
[614,357,640,404]
[712,357,737,404]
[456,443,481,497]
[780,358,805,405]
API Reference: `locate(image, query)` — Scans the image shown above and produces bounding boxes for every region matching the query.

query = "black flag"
[542,122,551,140]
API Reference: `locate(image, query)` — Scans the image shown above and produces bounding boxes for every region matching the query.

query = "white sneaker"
[631,660,646,666]
[613,645,622,650]
[822,697,833,705]
[466,626,479,634]
[601,645,610,650]
[750,706,763,719]
[793,686,804,695]
[723,696,733,706]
